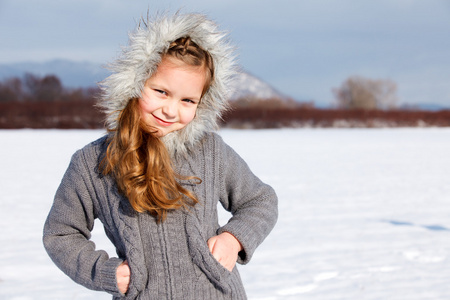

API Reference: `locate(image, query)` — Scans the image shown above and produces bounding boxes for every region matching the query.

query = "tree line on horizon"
[0,73,97,103]
[0,73,399,109]
[0,73,449,129]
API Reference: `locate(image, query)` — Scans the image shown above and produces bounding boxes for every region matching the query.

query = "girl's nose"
[161,100,178,118]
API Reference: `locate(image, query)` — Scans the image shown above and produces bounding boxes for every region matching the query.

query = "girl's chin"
[153,126,175,137]
[150,126,166,137]
[143,119,186,137]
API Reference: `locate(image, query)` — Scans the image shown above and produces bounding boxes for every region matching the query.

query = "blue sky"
[1,0,449,107]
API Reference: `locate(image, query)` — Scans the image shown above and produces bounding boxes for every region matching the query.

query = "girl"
[43,12,277,299]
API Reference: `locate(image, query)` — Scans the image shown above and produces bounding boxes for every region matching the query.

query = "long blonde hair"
[101,37,214,221]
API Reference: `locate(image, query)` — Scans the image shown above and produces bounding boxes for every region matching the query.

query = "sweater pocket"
[185,214,232,294]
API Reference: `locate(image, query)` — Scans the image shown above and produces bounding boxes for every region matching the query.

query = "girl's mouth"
[152,114,174,127]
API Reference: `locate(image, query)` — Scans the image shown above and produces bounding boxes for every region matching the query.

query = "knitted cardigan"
[43,12,277,299]
[43,132,277,299]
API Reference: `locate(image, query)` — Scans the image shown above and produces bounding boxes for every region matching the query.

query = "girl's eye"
[182,99,197,104]
[155,89,167,95]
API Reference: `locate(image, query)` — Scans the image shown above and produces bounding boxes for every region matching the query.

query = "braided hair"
[165,37,214,97]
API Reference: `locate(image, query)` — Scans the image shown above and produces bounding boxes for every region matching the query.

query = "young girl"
[43,12,277,299]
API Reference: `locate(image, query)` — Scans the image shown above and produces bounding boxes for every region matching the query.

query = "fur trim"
[98,12,236,156]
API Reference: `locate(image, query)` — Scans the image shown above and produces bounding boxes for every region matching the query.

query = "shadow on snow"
[382,219,450,232]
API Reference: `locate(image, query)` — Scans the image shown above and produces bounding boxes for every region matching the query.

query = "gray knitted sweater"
[43,132,278,299]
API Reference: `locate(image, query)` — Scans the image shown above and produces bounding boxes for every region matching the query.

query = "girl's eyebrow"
[147,81,166,89]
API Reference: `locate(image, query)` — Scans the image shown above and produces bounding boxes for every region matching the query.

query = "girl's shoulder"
[78,135,108,156]
[194,131,243,162]
[201,131,229,145]
[194,131,228,153]
[70,135,109,170]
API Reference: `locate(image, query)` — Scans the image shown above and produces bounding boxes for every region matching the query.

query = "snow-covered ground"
[1,128,449,300]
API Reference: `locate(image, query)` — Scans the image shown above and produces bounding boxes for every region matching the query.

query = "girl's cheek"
[138,97,152,116]
[141,86,152,101]
[139,89,156,112]
[181,108,197,125]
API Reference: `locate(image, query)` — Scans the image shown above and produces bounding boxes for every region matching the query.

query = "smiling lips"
[152,114,175,127]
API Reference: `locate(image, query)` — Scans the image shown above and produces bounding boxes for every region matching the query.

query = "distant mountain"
[228,72,287,101]
[0,60,287,101]
[0,60,110,88]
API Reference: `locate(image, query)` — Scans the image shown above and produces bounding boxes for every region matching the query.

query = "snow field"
[0,128,449,299]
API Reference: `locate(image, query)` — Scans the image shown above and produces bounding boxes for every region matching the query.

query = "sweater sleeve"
[215,134,278,265]
[43,149,124,297]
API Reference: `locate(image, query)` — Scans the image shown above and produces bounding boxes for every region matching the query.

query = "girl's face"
[139,57,207,137]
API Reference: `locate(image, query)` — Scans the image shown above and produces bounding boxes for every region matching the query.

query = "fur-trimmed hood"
[98,12,236,156]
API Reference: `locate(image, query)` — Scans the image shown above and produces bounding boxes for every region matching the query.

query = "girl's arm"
[215,134,278,265]
[43,150,125,297]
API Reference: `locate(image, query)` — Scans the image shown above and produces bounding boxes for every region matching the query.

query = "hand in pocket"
[207,232,243,272]
[116,260,130,294]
